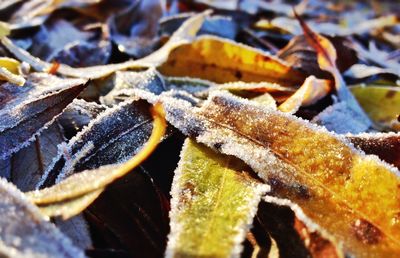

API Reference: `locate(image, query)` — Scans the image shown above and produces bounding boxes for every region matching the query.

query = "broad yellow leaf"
[138,90,400,257]
[158,35,306,86]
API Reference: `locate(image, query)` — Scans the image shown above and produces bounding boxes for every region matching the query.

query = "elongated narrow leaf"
[38,99,154,188]
[294,11,372,133]
[0,73,87,159]
[166,139,268,258]
[1,11,210,79]
[350,86,400,131]
[0,178,84,257]
[158,35,306,86]
[27,103,166,219]
[136,90,400,257]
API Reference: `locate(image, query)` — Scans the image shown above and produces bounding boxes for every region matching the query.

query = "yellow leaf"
[158,35,306,86]
[279,76,330,113]
[0,57,25,85]
[351,86,400,131]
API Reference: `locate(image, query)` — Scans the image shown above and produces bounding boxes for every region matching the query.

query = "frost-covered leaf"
[0,73,87,159]
[100,68,166,106]
[350,85,400,131]
[138,90,400,257]
[1,11,209,79]
[0,177,85,258]
[160,13,239,40]
[58,99,106,139]
[159,35,306,86]
[278,76,330,114]
[108,0,164,57]
[277,35,357,79]
[295,12,372,133]
[4,122,66,191]
[37,99,155,188]
[28,103,166,219]
[166,138,268,258]
[259,196,342,258]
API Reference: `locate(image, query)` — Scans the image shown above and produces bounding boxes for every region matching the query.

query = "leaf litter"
[0,1,400,257]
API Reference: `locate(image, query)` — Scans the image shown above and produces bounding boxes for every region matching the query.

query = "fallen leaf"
[295,11,372,133]
[166,138,268,257]
[278,76,330,114]
[0,178,84,257]
[1,11,210,79]
[158,35,306,86]
[137,90,400,257]
[37,99,156,188]
[348,132,400,169]
[27,103,166,219]
[350,85,400,131]
[0,73,87,159]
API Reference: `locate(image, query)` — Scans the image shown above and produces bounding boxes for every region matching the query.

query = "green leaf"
[166,139,268,258]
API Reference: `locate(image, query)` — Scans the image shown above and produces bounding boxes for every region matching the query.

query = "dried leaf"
[37,99,155,188]
[27,103,166,219]
[0,57,25,85]
[86,166,170,257]
[0,73,87,159]
[138,90,400,257]
[350,85,400,131]
[159,35,306,86]
[1,11,210,79]
[166,138,268,258]
[348,132,400,169]
[295,11,373,133]
[278,76,330,114]
[0,178,84,257]
[259,196,342,258]
[6,122,66,191]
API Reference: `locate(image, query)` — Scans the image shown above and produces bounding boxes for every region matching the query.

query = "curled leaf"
[27,103,166,219]
[278,76,330,114]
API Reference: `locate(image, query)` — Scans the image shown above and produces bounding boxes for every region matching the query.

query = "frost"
[37,98,154,188]
[0,73,87,159]
[100,68,166,106]
[312,101,371,134]
[166,139,269,258]
[0,178,84,258]
[1,11,210,79]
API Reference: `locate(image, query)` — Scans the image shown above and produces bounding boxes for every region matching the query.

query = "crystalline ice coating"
[166,139,269,258]
[0,178,84,258]
[312,101,370,134]
[0,73,87,160]
[101,68,166,105]
[38,97,154,188]
[0,73,87,131]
